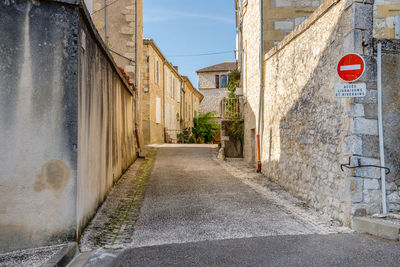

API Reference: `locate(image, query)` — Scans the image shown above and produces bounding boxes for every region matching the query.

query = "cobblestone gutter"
[217,157,352,235]
[79,148,157,251]
[0,244,64,267]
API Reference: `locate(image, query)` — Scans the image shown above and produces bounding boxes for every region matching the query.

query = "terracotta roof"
[196,62,237,73]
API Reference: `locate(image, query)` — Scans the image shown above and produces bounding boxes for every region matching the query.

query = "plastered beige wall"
[92,0,144,146]
[142,43,165,144]
[77,19,137,235]
[373,0,400,39]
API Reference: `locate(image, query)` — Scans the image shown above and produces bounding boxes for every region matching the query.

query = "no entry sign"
[337,53,365,82]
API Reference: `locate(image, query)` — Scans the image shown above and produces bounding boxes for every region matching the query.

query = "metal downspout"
[135,0,138,87]
[377,42,387,214]
[163,62,166,142]
[134,0,140,151]
[104,0,107,45]
[256,0,264,172]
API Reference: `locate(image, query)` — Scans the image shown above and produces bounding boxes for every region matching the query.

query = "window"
[177,81,181,102]
[154,59,159,85]
[156,97,161,124]
[172,106,175,129]
[171,77,175,99]
[244,41,247,96]
[221,75,228,88]
[215,74,220,88]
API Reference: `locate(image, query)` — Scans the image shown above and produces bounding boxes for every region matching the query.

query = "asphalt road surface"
[73,145,400,266]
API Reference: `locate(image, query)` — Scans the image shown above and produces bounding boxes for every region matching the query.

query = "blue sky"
[143,0,236,89]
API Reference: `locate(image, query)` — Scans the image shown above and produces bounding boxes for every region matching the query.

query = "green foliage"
[227,70,240,99]
[192,111,220,143]
[177,129,194,144]
[229,119,244,143]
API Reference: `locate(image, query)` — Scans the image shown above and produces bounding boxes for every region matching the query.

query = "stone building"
[142,39,202,144]
[236,0,400,226]
[92,0,144,145]
[181,76,203,129]
[142,39,166,144]
[235,0,323,164]
[163,62,182,143]
[196,62,237,117]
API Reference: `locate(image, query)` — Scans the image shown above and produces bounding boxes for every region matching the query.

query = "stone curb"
[352,217,400,241]
[42,242,78,267]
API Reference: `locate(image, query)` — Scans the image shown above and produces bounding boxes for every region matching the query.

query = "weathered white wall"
[0,0,137,252]
[77,16,137,234]
[0,1,78,252]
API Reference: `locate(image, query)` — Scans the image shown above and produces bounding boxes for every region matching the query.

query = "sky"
[143,0,236,89]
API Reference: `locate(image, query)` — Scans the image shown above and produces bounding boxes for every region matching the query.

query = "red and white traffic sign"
[337,53,365,82]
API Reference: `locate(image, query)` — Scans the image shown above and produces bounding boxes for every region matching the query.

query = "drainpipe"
[134,0,140,150]
[377,42,387,214]
[104,0,108,45]
[256,0,264,172]
[135,90,141,151]
[135,0,138,87]
[163,62,166,143]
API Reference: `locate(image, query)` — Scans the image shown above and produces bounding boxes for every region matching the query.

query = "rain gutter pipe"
[104,0,107,45]
[135,91,141,151]
[256,0,264,172]
[134,0,140,151]
[163,62,166,143]
[377,42,387,214]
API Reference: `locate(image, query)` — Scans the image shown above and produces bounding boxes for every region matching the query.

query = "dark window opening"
[215,75,220,88]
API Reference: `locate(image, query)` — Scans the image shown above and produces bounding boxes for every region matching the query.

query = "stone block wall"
[257,0,400,225]
[380,40,400,211]
[199,88,228,117]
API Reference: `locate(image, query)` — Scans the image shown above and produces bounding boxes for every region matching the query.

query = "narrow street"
[71,145,400,266]
[2,0,400,265]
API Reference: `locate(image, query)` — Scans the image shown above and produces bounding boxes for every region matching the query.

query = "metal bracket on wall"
[340,157,390,175]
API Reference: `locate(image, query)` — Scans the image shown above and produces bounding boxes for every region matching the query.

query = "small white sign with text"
[334,83,366,98]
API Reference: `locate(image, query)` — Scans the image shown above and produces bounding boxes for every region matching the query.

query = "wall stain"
[34,160,70,198]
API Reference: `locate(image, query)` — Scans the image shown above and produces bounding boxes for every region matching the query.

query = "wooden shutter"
[156,97,161,124]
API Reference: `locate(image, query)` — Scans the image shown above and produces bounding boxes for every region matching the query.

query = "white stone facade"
[198,70,232,116]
